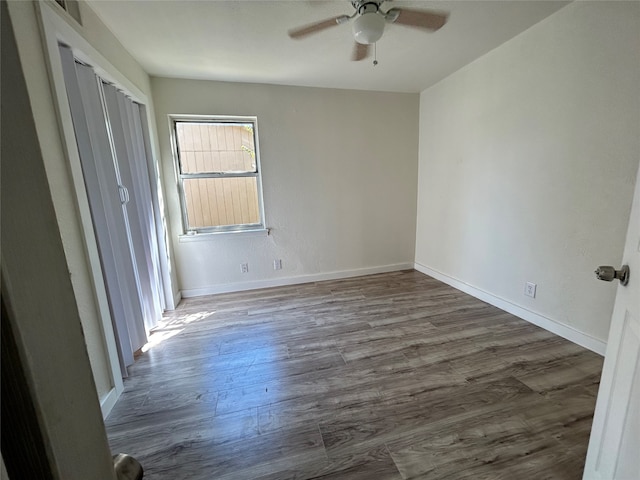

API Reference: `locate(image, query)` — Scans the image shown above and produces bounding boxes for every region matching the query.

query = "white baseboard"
[100,387,119,419]
[414,262,606,356]
[180,263,414,298]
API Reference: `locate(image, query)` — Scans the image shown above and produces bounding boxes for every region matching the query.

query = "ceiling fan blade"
[351,42,370,61]
[288,16,345,39]
[388,8,448,31]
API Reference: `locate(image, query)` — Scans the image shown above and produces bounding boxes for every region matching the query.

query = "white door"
[583,162,640,479]
[102,83,163,334]
[59,45,148,375]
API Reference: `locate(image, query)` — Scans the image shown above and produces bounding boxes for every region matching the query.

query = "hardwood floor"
[105,270,603,479]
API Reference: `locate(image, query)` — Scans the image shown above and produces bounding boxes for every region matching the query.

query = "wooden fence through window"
[176,123,260,228]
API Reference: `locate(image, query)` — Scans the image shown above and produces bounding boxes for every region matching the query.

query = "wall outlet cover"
[525,282,537,298]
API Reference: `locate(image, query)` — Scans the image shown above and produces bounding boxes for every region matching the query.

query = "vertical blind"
[59,44,163,377]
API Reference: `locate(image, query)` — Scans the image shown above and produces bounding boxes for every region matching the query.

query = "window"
[171,116,264,234]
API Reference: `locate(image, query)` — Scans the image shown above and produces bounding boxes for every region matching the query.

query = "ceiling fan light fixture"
[352,12,385,44]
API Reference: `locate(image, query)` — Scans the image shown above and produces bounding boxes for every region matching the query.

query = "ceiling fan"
[288,1,448,61]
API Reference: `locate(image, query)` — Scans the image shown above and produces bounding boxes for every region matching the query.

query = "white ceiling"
[87,0,570,93]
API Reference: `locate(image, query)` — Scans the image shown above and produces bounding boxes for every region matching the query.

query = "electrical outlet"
[273,259,282,270]
[525,282,537,298]
[240,263,249,274]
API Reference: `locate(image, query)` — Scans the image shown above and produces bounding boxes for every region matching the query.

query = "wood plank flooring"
[105,270,603,479]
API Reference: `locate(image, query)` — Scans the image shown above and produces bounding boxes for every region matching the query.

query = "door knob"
[594,265,630,286]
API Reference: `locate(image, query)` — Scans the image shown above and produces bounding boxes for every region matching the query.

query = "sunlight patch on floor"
[141,328,183,352]
[142,310,217,352]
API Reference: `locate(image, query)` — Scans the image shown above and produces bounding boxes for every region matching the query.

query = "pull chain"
[373,43,378,66]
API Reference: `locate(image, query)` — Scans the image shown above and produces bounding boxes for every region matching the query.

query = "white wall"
[152,78,419,295]
[6,0,178,410]
[415,1,640,347]
[7,0,114,409]
[2,2,115,477]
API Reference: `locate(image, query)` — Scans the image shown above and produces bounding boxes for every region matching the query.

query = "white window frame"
[169,115,266,235]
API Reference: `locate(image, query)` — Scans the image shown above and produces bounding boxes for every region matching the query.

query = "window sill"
[178,228,270,242]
